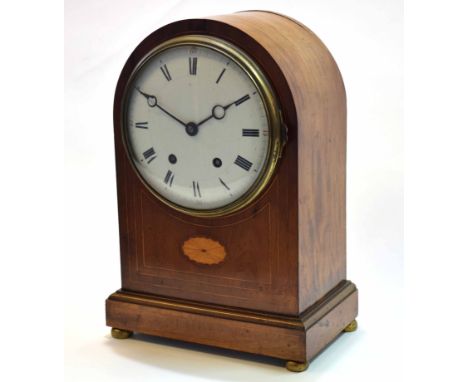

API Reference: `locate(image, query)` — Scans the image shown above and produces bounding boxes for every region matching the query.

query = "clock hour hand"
[136,87,187,128]
[195,94,251,128]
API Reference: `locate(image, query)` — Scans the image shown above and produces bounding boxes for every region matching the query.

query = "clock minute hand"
[195,94,251,128]
[136,87,187,128]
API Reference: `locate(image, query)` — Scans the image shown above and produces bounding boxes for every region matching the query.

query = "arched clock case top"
[106,11,358,372]
[118,34,286,218]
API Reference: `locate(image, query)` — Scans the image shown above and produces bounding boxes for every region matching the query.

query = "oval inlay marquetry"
[182,237,227,265]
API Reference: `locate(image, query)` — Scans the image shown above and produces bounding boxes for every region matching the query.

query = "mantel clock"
[105,11,358,372]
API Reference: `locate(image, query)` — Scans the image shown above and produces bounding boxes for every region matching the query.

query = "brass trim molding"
[107,281,357,331]
[120,35,284,218]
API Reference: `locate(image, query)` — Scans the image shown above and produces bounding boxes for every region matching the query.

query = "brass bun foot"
[285,360,309,372]
[343,319,358,332]
[111,327,133,339]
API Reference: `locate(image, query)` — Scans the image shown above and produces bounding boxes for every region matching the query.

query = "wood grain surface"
[106,281,357,363]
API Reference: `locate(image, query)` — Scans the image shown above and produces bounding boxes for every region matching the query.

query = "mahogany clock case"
[106,11,358,367]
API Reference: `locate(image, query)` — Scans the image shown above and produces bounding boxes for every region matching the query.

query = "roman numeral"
[192,181,201,198]
[235,94,250,106]
[234,155,253,171]
[160,64,172,81]
[242,129,259,137]
[135,122,148,129]
[218,177,230,190]
[164,170,174,186]
[143,147,156,164]
[215,68,226,84]
[189,57,197,75]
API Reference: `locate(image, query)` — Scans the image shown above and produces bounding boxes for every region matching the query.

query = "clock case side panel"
[111,18,300,314]
[266,15,346,311]
[211,12,348,312]
[287,16,348,311]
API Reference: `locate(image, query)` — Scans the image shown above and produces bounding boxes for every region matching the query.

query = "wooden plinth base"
[106,280,358,370]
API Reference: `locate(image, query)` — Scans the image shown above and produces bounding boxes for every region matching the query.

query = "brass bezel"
[121,35,284,217]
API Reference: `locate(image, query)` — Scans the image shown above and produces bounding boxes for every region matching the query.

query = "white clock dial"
[125,42,271,211]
